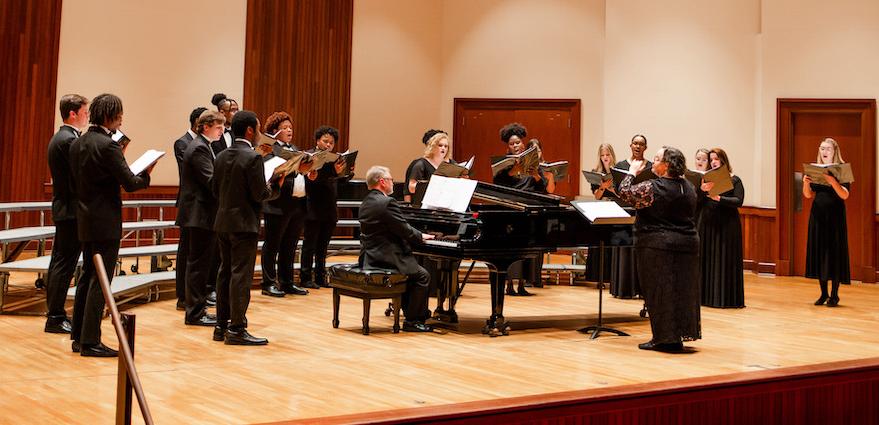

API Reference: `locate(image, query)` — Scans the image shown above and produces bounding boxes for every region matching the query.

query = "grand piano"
[401,181,633,336]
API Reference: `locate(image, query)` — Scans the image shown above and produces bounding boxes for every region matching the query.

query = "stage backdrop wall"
[55,0,247,186]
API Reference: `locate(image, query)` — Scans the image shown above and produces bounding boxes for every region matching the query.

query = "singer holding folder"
[586,143,618,285]
[260,111,309,297]
[618,146,700,353]
[698,148,745,308]
[803,138,851,307]
[69,94,154,357]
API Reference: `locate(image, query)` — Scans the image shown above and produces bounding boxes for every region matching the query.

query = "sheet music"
[420,175,478,213]
[128,150,164,175]
[570,200,635,225]
[263,156,286,182]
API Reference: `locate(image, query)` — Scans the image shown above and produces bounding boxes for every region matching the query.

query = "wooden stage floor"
[2,272,878,424]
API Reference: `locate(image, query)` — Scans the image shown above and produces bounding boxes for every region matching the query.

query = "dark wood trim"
[0,0,63,228]
[243,0,354,153]
[776,99,877,282]
[269,357,879,425]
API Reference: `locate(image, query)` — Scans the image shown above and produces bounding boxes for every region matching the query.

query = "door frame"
[452,98,581,198]
[776,98,876,282]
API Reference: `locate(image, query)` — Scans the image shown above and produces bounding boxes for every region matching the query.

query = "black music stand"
[578,240,629,339]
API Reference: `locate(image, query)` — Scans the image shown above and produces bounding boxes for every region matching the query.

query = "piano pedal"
[384,302,393,317]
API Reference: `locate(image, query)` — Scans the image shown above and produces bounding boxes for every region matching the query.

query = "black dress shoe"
[639,340,684,352]
[300,280,320,289]
[317,280,331,289]
[638,340,657,350]
[516,286,534,296]
[814,295,829,305]
[212,326,227,342]
[185,313,218,327]
[402,321,433,332]
[827,296,840,307]
[206,291,217,306]
[282,284,308,296]
[261,284,286,297]
[505,286,517,296]
[80,342,118,357]
[176,300,186,311]
[224,329,268,345]
[72,341,81,353]
[45,318,72,334]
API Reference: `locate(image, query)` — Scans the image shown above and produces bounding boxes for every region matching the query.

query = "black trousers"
[45,219,81,320]
[175,226,190,303]
[404,265,431,322]
[300,219,336,285]
[261,206,305,287]
[216,232,258,330]
[72,239,119,346]
[184,227,218,322]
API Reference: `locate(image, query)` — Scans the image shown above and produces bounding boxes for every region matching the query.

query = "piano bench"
[328,264,409,335]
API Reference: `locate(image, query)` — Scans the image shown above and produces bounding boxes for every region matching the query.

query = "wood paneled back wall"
[0,0,62,226]
[243,0,354,153]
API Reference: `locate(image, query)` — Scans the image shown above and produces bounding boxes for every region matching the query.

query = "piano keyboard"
[425,239,460,248]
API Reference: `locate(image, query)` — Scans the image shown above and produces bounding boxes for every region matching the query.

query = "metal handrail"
[94,253,155,425]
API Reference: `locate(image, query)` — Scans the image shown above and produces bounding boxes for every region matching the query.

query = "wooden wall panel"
[741,206,777,274]
[243,0,353,152]
[0,0,62,226]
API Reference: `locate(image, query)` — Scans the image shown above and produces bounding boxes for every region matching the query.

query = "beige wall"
[760,0,879,209]
[438,0,606,183]
[349,0,443,179]
[604,0,761,204]
[56,0,247,186]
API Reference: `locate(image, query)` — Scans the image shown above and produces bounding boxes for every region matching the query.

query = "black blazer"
[304,149,342,222]
[176,134,217,230]
[210,128,234,156]
[357,189,423,275]
[263,142,306,215]
[173,130,195,207]
[47,125,81,222]
[213,140,280,234]
[70,126,150,242]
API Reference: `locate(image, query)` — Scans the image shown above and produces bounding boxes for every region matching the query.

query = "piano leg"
[484,261,513,337]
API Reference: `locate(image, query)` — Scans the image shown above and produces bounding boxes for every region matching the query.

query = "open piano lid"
[472,181,563,210]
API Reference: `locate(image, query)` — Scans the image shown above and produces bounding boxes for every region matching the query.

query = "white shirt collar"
[235,138,253,149]
[187,129,197,139]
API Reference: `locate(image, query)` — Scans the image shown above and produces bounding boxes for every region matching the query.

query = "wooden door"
[777,99,876,282]
[452,99,581,200]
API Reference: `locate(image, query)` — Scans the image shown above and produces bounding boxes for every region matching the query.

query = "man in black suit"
[69,94,153,357]
[44,94,90,334]
[173,106,207,310]
[209,93,238,155]
[260,111,309,297]
[178,110,226,326]
[212,111,283,345]
[358,166,434,332]
[300,126,347,289]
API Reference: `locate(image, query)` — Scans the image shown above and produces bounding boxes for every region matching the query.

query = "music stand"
[569,200,633,340]
[577,240,629,339]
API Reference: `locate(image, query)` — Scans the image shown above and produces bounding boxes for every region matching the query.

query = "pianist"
[358,166,436,332]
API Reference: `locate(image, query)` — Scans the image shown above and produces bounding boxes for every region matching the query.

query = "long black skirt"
[635,246,701,344]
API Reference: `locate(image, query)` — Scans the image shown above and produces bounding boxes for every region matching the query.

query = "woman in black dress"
[407,131,452,196]
[618,146,700,352]
[587,143,618,283]
[610,134,652,299]
[404,129,448,202]
[699,148,745,308]
[493,123,555,296]
[803,138,850,307]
